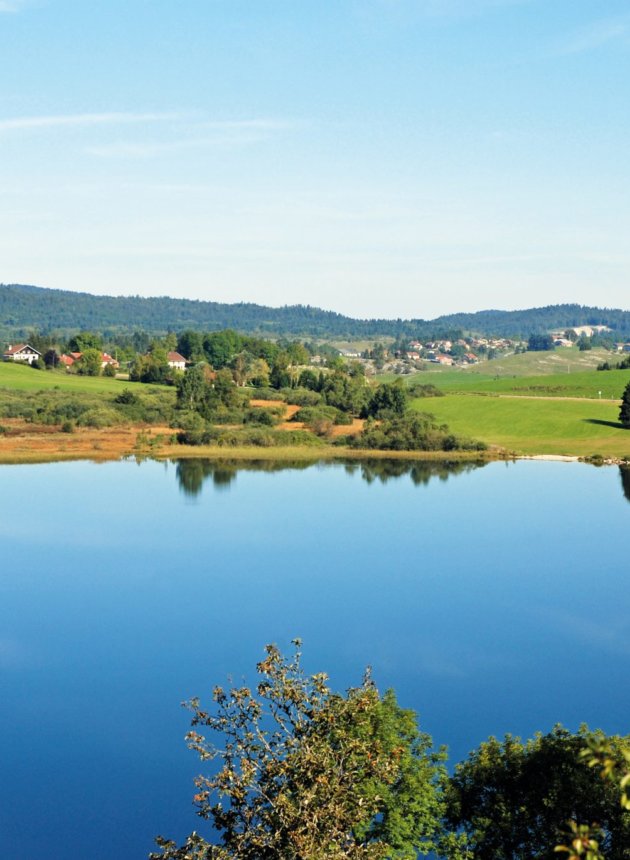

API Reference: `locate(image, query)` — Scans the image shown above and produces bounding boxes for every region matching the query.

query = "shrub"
[243,408,279,427]
[114,388,140,405]
[284,387,322,407]
[76,407,122,428]
[333,411,353,425]
[352,413,487,452]
[407,382,445,398]
[246,387,285,401]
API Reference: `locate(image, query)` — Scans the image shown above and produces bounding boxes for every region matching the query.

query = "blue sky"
[1,0,629,319]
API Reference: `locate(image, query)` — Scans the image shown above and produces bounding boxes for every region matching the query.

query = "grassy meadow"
[0,360,168,394]
[424,368,630,400]
[411,394,629,457]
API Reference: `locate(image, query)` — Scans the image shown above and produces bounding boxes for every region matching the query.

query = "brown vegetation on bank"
[0,418,501,465]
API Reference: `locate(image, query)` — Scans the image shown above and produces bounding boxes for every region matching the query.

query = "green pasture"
[462,346,607,377]
[384,348,623,394]
[411,394,630,457]
[0,361,159,394]
[425,367,630,400]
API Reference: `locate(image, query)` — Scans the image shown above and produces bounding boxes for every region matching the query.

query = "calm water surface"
[2,458,630,859]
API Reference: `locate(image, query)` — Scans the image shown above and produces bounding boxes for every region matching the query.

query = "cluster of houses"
[1,343,122,369]
[58,351,119,369]
[2,343,188,372]
[549,326,630,352]
[401,336,518,367]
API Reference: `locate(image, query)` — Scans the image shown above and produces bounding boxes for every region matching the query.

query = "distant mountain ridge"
[1,282,630,340]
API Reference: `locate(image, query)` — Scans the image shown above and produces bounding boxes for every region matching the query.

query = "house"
[60,351,119,369]
[3,344,42,364]
[167,351,187,370]
[101,353,120,369]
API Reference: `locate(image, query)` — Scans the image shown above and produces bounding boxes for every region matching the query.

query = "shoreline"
[0,422,628,466]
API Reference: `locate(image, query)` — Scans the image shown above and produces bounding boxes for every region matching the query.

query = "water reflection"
[343,458,487,486]
[619,466,630,504]
[174,458,313,495]
[173,457,489,496]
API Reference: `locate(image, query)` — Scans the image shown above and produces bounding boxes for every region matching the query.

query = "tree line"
[4,282,630,340]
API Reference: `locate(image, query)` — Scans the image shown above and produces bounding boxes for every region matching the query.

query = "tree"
[445,725,630,860]
[577,335,592,351]
[76,347,102,376]
[43,348,60,368]
[247,357,270,388]
[619,382,630,428]
[555,733,630,860]
[130,350,172,384]
[178,330,206,363]
[177,363,212,410]
[363,381,407,419]
[67,330,103,352]
[527,334,555,352]
[204,330,243,369]
[152,640,447,860]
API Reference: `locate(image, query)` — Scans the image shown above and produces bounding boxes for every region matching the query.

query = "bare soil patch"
[249,399,301,420]
[329,419,364,437]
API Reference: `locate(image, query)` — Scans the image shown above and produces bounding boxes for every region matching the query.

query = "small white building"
[3,344,42,364]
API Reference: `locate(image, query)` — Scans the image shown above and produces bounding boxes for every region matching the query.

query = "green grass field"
[0,361,161,394]
[424,368,630,399]
[411,393,630,457]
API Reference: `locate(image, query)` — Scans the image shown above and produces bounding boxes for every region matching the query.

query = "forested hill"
[2,282,630,340]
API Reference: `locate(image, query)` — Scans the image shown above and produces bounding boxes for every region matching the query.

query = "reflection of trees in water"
[174,457,488,496]
[343,459,487,485]
[619,466,630,504]
[174,458,313,496]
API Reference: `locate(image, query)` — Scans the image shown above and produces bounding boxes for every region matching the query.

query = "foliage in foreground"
[555,735,630,860]
[446,725,630,860]
[151,640,448,860]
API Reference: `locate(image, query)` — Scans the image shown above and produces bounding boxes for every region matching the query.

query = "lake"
[2,457,630,859]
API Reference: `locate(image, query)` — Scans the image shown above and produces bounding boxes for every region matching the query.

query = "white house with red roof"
[3,344,42,364]
[167,351,186,370]
[101,352,119,369]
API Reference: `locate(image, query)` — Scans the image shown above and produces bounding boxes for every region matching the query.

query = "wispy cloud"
[0,0,27,11]
[0,111,183,132]
[84,118,301,158]
[555,14,630,56]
